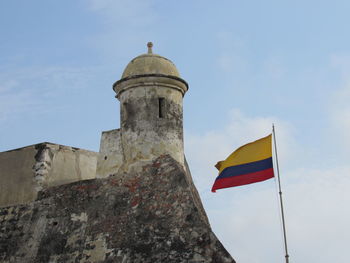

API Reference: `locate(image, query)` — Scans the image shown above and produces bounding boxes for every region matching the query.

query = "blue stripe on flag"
[217,157,273,180]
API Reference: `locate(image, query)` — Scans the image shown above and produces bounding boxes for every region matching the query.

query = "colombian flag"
[212,134,274,192]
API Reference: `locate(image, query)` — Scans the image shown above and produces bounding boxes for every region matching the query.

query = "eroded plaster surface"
[0,155,234,263]
[0,143,98,207]
[96,129,123,178]
[115,77,187,169]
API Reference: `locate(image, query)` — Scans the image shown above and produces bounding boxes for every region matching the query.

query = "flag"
[212,134,274,192]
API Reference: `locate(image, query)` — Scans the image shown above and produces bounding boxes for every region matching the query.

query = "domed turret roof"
[121,42,180,79]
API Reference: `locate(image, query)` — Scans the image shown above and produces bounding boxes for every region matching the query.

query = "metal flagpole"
[272,124,290,263]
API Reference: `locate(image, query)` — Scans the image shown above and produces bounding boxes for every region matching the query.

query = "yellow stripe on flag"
[216,134,273,173]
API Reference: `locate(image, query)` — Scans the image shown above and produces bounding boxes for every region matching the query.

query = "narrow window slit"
[158,98,165,118]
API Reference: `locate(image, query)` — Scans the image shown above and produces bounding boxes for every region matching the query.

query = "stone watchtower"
[114,42,188,165]
[97,43,188,176]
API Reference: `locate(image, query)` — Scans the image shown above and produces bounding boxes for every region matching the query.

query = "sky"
[1,0,350,262]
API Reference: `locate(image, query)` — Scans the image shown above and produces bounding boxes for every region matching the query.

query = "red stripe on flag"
[211,168,274,192]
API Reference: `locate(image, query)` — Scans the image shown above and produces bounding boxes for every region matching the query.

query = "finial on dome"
[147,42,153,54]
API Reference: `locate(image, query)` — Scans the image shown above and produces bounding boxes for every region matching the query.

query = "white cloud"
[283,166,350,263]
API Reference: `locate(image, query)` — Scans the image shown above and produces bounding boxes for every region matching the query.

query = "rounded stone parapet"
[113,74,189,99]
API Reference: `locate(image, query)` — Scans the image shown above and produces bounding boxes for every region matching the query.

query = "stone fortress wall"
[0,127,127,207]
[0,143,98,207]
[96,129,123,178]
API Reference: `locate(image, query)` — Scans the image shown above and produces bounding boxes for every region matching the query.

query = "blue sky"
[1,1,350,262]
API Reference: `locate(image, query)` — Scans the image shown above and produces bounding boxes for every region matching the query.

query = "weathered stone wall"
[96,129,123,178]
[114,75,187,168]
[0,143,98,207]
[0,155,235,263]
[0,145,37,208]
